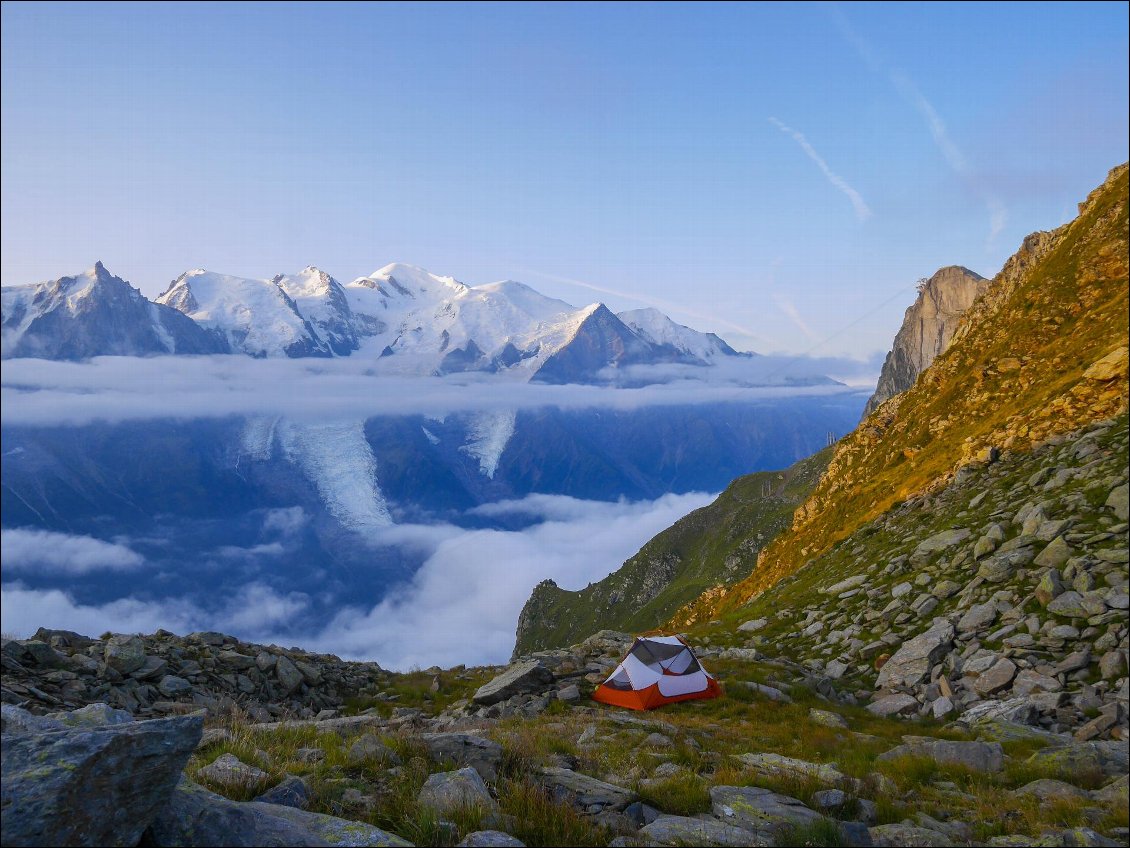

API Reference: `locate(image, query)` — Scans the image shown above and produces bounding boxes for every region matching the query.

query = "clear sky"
[2,2,1127,356]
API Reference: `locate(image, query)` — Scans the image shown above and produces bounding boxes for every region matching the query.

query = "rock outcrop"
[0,704,202,847]
[863,265,988,418]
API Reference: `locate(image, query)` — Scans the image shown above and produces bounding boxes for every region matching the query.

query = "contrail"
[769,117,873,222]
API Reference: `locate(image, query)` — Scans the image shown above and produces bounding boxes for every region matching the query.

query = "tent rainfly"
[591,634,721,710]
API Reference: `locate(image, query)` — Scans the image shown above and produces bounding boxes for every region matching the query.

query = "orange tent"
[592,635,722,711]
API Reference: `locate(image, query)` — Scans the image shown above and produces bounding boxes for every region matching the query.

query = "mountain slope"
[1,263,228,360]
[513,446,832,655]
[862,265,988,417]
[673,162,1129,626]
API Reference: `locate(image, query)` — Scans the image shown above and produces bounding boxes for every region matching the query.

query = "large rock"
[914,528,971,556]
[537,767,637,812]
[104,634,146,675]
[472,660,554,706]
[869,823,953,846]
[710,784,824,838]
[421,732,504,781]
[417,767,498,816]
[867,694,920,717]
[197,753,270,791]
[274,656,305,695]
[458,832,526,847]
[734,753,856,789]
[1,708,202,847]
[875,620,955,689]
[145,777,410,846]
[877,736,1004,772]
[640,814,768,847]
[1106,483,1129,521]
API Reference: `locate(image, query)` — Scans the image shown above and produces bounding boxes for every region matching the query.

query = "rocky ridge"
[862,265,988,418]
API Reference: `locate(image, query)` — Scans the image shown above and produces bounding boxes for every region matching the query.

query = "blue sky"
[2,2,1127,356]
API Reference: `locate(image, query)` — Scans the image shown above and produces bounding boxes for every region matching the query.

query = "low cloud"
[303,491,718,670]
[262,507,309,537]
[1,529,144,575]
[0,354,864,428]
[1,493,715,670]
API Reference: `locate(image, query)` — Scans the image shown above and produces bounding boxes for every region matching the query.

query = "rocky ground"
[3,619,1128,846]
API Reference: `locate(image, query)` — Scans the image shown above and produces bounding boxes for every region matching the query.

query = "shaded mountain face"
[1,263,228,360]
[862,265,988,418]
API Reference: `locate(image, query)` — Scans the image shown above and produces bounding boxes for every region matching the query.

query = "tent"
[592,634,721,710]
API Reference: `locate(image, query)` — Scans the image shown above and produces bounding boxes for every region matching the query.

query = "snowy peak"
[2,263,226,360]
[618,307,741,361]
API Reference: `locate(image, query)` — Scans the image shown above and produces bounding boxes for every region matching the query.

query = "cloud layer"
[1,492,716,669]
[1,354,867,428]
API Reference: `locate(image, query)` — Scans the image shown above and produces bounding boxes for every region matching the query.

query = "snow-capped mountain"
[1,262,227,360]
[3,261,756,383]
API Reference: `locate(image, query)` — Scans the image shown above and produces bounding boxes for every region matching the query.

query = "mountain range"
[3,262,747,385]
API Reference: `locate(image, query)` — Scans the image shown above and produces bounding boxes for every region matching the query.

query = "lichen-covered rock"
[710,784,824,838]
[145,777,411,846]
[457,831,526,847]
[104,634,146,674]
[537,766,637,812]
[641,814,767,847]
[875,620,955,689]
[877,736,1004,772]
[197,753,269,790]
[472,660,554,706]
[1,708,202,847]
[421,732,503,781]
[417,767,497,815]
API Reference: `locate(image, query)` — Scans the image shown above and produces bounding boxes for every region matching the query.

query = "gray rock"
[537,767,637,812]
[274,655,305,695]
[1099,650,1127,679]
[1,710,202,847]
[1,704,68,735]
[875,619,955,689]
[1106,483,1129,521]
[734,752,855,789]
[957,602,997,633]
[158,675,192,697]
[1046,591,1088,618]
[218,651,257,670]
[914,528,971,555]
[867,693,920,717]
[812,789,847,809]
[418,767,498,815]
[420,732,502,781]
[104,634,146,674]
[738,618,769,631]
[710,784,824,838]
[877,736,1004,772]
[970,656,1018,696]
[145,777,411,846]
[131,655,169,680]
[457,831,526,847]
[1034,536,1072,568]
[1012,778,1090,802]
[557,684,581,702]
[869,822,953,846]
[823,575,868,595]
[739,681,792,703]
[1036,569,1065,605]
[254,775,311,809]
[641,814,768,846]
[348,733,402,767]
[44,702,134,728]
[197,752,269,790]
[808,708,848,729]
[978,548,1033,582]
[472,660,554,706]
[931,696,955,719]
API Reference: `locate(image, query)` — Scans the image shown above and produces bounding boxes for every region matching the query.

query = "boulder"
[347,734,402,767]
[970,656,1018,696]
[867,694,919,717]
[734,752,856,789]
[1034,537,1072,569]
[104,634,146,675]
[472,660,554,705]
[145,777,410,846]
[808,708,848,729]
[710,785,825,838]
[420,732,503,781]
[869,823,953,846]
[1046,591,1088,618]
[1012,779,1090,802]
[1106,483,1129,521]
[537,767,637,812]
[197,753,269,790]
[44,702,133,728]
[253,775,310,809]
[1,708,202,847]
[956,602,997,633]
[914,528,971,555]
[877,736,1004,772]
[1035,569,1065,606]
[274,656,305,695]
[417,767,498,815]
[158,675,193,697]
[457,832,526,847]
[640,814,767,847]
[875,620,954,689]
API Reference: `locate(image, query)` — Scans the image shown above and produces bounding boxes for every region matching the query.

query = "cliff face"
[862,266,988,418]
